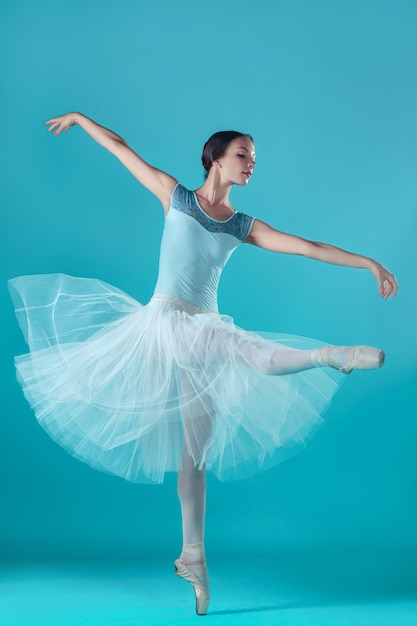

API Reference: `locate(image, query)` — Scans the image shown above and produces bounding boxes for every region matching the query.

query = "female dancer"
[9,113,397,615]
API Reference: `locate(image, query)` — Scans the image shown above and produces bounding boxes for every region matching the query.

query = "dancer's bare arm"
[246,219,398,300]
[45,112,177,213]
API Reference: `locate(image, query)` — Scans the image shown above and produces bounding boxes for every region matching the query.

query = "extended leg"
[227,332,384,376]
[177,313,384,377]
[204,328,384,376]
[264,345,384,375]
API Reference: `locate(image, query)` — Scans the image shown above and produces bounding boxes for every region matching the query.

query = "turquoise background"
[1,0,416,580]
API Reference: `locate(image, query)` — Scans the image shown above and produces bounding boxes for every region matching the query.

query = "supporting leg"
[174,371,211,614]
[177,450,206,547]
[176,450,210,615]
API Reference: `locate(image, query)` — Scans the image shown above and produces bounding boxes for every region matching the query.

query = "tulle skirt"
[9,274,344,483]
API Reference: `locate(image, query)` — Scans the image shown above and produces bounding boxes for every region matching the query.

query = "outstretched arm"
[45,112,177,212]
[245,219,398,300]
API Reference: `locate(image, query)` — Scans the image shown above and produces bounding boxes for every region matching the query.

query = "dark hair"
[201,130,253,178]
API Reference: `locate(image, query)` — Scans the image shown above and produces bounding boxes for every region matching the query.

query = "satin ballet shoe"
[313,345,385,375]
[174,558,210,616]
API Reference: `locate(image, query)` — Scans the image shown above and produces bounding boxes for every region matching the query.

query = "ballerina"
[9,112,397,615]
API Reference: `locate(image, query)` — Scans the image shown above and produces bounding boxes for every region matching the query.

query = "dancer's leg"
[176,449,210,613]
[179,313,383,377]
[178,316,315,376]
[268,348,316,375]
[201,325,383,376]
[262,345,383,375]
[177,450,206,549]
[175,372,211,605]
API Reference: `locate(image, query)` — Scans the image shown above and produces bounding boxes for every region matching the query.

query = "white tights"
[176,343,352,577]
[252,345,356,375]
[177,451,209,587]
[177,451,206,547]
[176,347,315,566]
[267,347,316,375]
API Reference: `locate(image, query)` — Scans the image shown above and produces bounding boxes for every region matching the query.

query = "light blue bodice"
[153,184,254,311]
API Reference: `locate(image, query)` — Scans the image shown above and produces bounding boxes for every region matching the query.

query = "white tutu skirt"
[9,274,344,483]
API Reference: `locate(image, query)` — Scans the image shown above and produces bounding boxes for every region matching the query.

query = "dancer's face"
[217,137,256,186]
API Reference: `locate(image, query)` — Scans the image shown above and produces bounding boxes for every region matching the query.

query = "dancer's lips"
[243,171,252,178]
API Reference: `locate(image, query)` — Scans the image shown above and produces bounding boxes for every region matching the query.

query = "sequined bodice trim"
[171,184,254,241]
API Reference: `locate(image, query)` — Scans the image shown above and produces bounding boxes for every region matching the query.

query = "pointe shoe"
[314,346,385,375]
[174,558,210,616]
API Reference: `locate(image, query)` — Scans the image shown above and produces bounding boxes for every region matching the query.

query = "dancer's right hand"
[45,113,80,136]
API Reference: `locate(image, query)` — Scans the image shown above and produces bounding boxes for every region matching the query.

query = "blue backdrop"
[1,0,416,567]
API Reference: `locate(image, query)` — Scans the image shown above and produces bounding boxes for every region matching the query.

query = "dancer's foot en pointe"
[174,543,210,615]
[311,345,385,375]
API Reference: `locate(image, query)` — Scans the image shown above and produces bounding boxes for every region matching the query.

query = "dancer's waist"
[151,293,216,316]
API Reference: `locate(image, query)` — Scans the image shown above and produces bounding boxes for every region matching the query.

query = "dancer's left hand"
[371,262,398,299]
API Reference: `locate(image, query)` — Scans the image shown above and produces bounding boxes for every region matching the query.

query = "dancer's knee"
[265,348,314,376]
[178,464,206,499]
